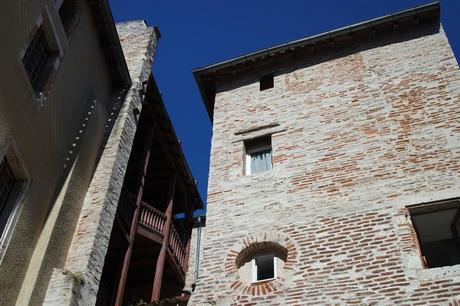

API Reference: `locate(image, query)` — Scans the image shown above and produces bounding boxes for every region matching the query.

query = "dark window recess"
[260,74,274,91]
[22,27,51,91]
[59,0,77,35]
[0,159,15,214]
[409,202,460,268]
[255,255,275,281]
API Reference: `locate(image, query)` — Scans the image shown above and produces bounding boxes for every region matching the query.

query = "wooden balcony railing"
[169,223,187,272]
[118,191,189,274]
[139,202,166,233]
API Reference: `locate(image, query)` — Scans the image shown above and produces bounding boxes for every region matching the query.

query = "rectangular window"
[245,136,272,175]
[252,254,277,282]
[408,199,460,268]
[260,74,274,91]
[22,27,52,91]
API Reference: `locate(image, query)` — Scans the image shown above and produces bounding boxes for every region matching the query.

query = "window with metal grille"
[59,0,78,35]
[22,27,51,91]
[0,159,15,214]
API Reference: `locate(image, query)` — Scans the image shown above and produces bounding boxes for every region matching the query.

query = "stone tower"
[190,3,460,305]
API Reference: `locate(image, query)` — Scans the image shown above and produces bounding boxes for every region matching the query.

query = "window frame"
[21,26,54,93]
[251,254,277,283]
[407,198,460,269]
[18,5,65,105]
[0,141,31,263]
[244,136,273,176]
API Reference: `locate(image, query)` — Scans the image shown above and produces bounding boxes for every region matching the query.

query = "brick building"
[0,1,202,305]
[190,2,460,304]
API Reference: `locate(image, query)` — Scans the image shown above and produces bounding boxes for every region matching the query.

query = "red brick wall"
[190,22,460,305]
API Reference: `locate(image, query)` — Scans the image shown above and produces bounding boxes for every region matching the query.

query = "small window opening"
[245,136,272,175]
[253,254,276,282]
[236,242,287,285]
[59,0,78,36]
[260,74,274,91]
[408,200,460,268]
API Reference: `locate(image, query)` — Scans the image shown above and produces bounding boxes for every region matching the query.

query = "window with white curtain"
[245,136,272,175]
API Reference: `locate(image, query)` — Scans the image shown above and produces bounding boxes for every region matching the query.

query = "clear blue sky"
[109,0,460,207]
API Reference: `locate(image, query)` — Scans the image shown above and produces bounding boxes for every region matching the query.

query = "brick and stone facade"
[43,21,159,305]
[190,3,460,305]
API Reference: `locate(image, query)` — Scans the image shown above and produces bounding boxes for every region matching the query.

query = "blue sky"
[109,0,460,207]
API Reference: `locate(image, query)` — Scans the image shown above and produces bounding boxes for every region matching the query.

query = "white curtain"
[251,149,272,173]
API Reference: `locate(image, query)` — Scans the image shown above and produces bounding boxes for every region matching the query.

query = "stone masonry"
[190,5,460,305]
[43,21,158,305]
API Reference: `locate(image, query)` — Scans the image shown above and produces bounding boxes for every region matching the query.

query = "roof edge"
[194,1,440,122]
[88,0,132,89]
[148,77,205,210]
[194,1,439,73]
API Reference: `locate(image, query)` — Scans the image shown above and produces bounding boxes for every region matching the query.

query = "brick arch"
[235,241,287,268]
[224,231,298,296]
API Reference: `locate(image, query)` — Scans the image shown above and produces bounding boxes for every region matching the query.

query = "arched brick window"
[236,242,287,284]
[225,232,298,296]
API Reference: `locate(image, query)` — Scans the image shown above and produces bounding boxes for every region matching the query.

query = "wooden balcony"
[118,191,189,278]
[97,91,204,305]
[139,202,189,276]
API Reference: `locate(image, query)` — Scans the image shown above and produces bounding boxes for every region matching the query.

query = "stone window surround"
[397,194,460,280]
[407,198,460,268]
[18,4,68,106]
[231,123,287,179]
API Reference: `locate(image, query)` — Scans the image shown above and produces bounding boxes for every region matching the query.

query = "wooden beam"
[151,174,176,301]
[114,123,156,306]
[137,226,164,245]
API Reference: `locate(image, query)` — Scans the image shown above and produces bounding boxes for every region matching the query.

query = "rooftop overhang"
[146,77,205,211]
[193,1,440,122]
[87,0,131,89]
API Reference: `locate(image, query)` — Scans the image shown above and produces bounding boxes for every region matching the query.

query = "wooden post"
[114,126,156,306]
[151,174,176,301]
[184,237,191,273]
